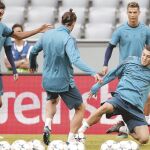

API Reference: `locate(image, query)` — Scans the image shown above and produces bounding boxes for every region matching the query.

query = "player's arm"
[101,43,116,75]
[89,62,124,97]
[29,38,43,73]
[11,24,53,40]
[66,38,102,82]
[4,45,18,80]
[101,28,120,75]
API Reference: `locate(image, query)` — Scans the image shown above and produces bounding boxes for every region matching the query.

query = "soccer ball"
[128,140,139,150]
[47,140,68,150]
[28,139,45,150]
[11,140,30,150]
[100,140,116,150]
[0,141,11,150]
[119,140,131,150]
[119,140,139,150]
[111,143,122,150]
[67,141,85,150]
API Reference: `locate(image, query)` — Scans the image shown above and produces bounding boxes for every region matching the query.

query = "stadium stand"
[2,0,150,39]
[85,23,113,40]
[4,0,28,7]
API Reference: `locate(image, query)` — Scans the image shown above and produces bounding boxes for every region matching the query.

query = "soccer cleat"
[43,126,51,145]
[106,121,125,133]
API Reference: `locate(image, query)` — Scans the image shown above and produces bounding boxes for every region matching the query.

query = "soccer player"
[0,36,18,107]
[79,46,150,144]
[29,9,101,145]
[0,1,52,107]
[101,1,150,136]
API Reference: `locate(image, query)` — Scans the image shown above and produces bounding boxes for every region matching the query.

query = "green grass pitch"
[1,134,150,150]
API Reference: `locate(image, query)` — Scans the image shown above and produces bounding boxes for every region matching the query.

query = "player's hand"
[101,66,108,76]
[88,91,97,99]
[94,73,103,83]
[39,24,54,33]
[13,74,18,81]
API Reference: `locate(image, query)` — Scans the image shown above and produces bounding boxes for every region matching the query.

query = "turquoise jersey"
[91,56,150,112]
[30,25,96,92]
[111,22,150,63]
[0,22,12,51]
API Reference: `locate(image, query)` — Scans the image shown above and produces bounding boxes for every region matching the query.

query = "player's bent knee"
[101,103,113,113]
[139,136,149,144]
[75,103,85,111]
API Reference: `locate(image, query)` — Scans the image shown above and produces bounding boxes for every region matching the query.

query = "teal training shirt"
[111,22,150,63]
[0,22,12,51]
[30,25,96,92]
[91,56,150,112]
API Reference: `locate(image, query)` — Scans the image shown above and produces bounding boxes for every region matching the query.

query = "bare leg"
[130,125,149,144]
[46,97,59,119]
[70,103,85,133]
[87,103,114,126]
[78,102,114,134]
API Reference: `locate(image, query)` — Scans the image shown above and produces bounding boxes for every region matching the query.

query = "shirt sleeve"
[65,38,96,76]
[3,24,13,37]
[29,37,43,69]
[4,37,12,46]
[91,62,125,94]
[26,45,33,59]
[110,28,120,46]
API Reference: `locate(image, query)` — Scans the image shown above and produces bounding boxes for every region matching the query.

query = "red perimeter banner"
[0,75,121,134]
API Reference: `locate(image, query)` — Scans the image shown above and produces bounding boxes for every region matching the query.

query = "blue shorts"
[0,75,3,96]
[46,86,83,110]
[106,94,147,133]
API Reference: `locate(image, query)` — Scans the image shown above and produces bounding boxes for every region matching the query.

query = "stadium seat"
[85,23,113,40]
[121,0,150,9]
[119,8,148,24]
[55,22,82,39]
[92,0,119,8]
[30,0,58,7]
[27,7,56,24]
[59,7,87,24]
[61,0,89,7]
[4,0,27,7]
[89,8,117,24]
[3,7,25,24]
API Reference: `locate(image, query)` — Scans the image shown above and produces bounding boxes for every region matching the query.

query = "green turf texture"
[0,134,150,150]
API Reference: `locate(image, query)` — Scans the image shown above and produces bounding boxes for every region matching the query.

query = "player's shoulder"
[115,22,127,31]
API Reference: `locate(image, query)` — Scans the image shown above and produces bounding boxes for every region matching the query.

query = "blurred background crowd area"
[2,0,150,40]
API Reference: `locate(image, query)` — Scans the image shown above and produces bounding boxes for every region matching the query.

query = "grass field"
[1,134,150,149]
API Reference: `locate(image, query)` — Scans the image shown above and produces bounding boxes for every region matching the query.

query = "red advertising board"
[0,75,122,134]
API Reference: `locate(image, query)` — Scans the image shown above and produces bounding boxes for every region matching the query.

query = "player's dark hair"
[0,1,5,9]
[145,45,150,52]
[127,1,140,10]
[12,24,24,32]
[61,8,77,26]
